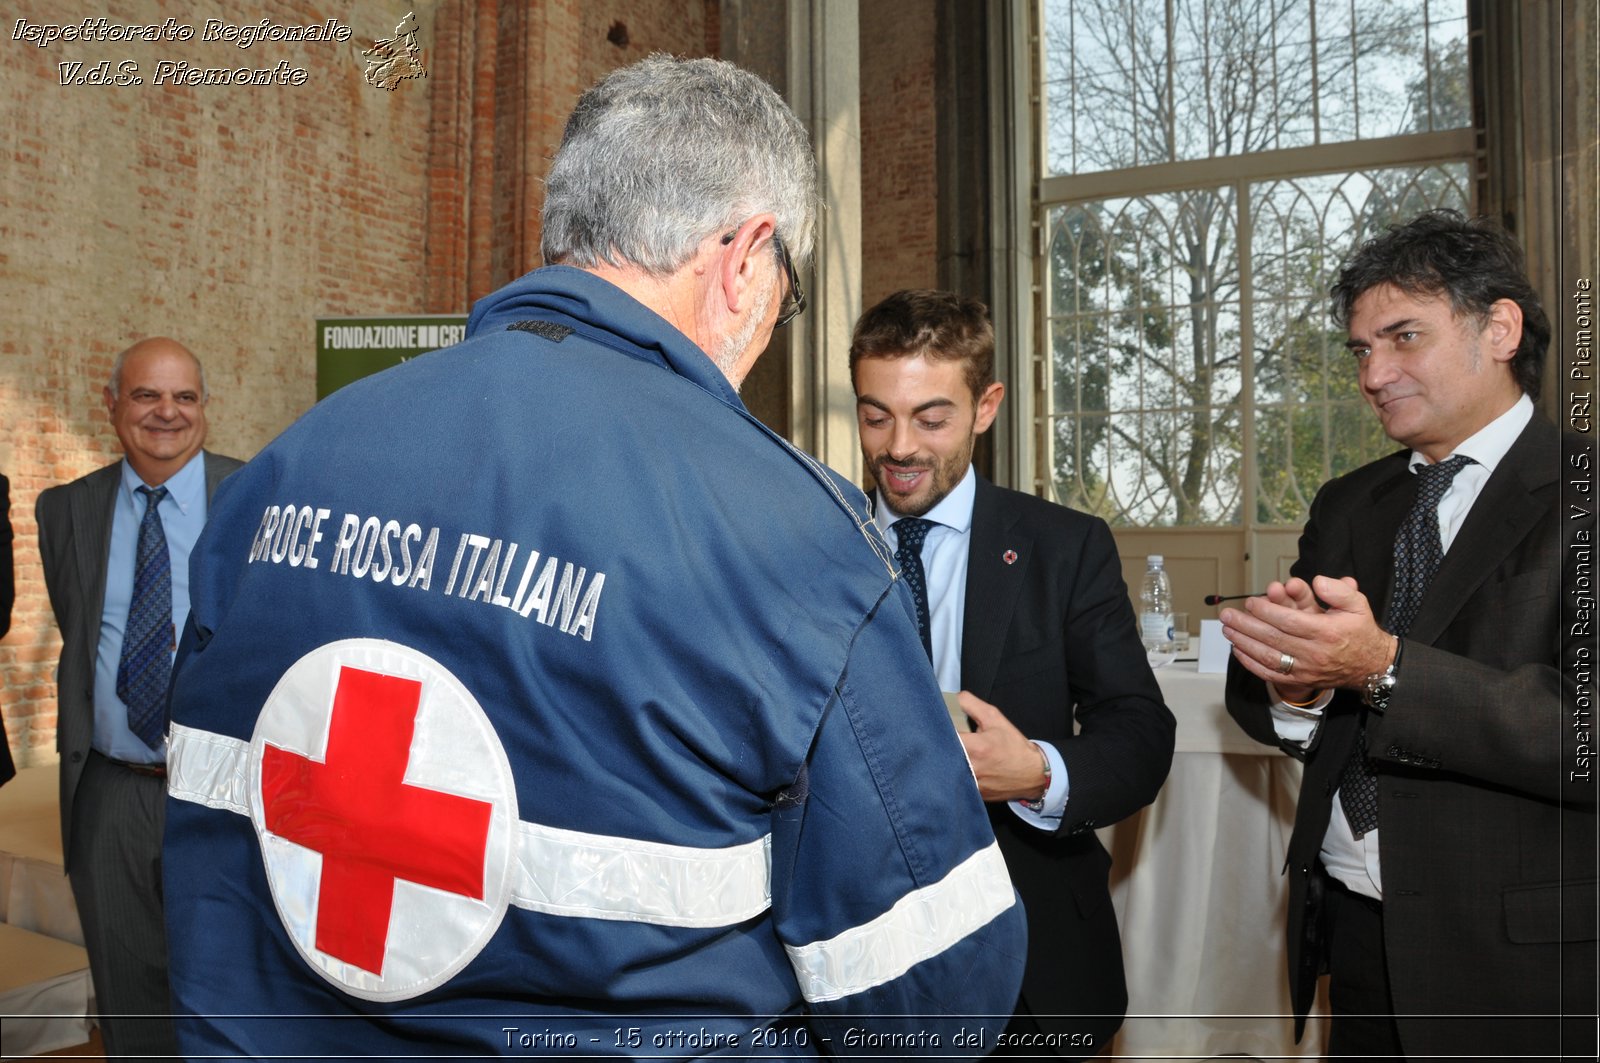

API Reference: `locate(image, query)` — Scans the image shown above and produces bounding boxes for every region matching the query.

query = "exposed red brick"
[859,0,939,306]
[2,0,725,767]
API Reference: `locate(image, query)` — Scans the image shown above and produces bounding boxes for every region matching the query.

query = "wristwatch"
[1021,741,1052,814]
[1359,636,1403,712]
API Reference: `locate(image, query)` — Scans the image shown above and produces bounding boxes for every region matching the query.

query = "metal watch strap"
[1021,741,1052,813]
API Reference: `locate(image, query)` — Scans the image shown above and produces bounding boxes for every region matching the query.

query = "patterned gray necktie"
[117,485,173,750]
[894,518,935,662]
[1340,454,1475,835]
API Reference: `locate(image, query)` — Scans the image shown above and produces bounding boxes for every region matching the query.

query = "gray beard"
[712,269,778,391]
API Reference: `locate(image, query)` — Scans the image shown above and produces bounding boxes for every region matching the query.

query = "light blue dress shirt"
[93,452,208,762]
[877,465,1070,827]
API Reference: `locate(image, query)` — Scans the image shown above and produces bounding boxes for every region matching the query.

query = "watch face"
[1364,672,1395,709]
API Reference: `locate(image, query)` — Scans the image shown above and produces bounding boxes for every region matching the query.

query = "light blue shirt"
[93,453,208,762]
[877,465,1070,827]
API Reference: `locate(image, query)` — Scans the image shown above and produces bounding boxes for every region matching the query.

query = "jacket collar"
[1405,414,1556,645]
[960,475,1031,697]
[466,265,747,413]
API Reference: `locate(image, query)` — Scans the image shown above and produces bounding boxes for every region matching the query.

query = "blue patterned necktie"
[117,485,173,750]
[1340,454,1475,835]
[894,518,935,661]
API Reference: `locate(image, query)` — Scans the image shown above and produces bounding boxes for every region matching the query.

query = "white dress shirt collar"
[1409,393,1532,474]
[119,449,207,515]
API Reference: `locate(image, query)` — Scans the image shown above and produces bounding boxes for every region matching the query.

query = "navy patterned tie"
[1340,454,1475,835]
[117,485,173,750]
[894,518,935,661]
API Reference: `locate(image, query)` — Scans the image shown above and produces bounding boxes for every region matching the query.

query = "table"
[1099,662,1327,1061]
[0,765,93,1057]
[0,765,81,945]
[0,922,93,1056]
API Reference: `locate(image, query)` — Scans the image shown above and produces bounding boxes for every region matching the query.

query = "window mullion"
[1238,179,1256,537]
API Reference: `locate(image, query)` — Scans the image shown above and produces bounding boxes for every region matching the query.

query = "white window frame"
[1009,0,1476,612]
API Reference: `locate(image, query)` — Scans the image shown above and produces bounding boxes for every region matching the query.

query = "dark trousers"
[1323,874,1405,1063]
[68,751,177,1060]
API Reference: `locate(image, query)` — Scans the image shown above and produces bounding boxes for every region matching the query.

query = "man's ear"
[974,381,1005,434]
[1482,298,1524,366]
[717,214,778,315]
[103,386,117,421]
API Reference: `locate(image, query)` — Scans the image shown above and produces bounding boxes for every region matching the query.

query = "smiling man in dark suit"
[1221,210,1596,1060]
[850,289,1175,1057]
[36,337,241,1057]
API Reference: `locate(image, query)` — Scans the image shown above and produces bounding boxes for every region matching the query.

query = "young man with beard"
[851,288,1175,1057]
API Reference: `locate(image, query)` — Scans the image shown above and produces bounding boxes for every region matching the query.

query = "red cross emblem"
[261,667,492,974]
[249,639,517,1000]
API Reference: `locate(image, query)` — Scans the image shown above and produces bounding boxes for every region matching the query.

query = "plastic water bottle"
[1139,555,1174,653]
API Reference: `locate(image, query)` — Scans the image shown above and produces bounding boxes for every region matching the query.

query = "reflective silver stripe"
[167,723,252,815]
[166,724,773,928]
[509,821,771,927]
[785,840,1016,1003]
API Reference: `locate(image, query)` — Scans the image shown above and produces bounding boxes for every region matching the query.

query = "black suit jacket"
[1,471,13,640]
[1,471,13,787]
[1225,415,1597,1055]
[36,451,242,865]
[957,476,1174,1046]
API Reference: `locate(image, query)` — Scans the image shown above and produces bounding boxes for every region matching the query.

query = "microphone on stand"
[1204,592,1262,605]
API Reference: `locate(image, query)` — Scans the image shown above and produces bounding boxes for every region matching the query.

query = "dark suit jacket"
[959,476,1174,1047]
[1,471,13,786]
[1,471,13,640]
[36,451,242,866]
[1225,415,1597,1056]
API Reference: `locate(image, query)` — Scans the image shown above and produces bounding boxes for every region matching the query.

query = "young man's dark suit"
[959,474,1175,1051]
[35,450,242,1050]
[1225,414,1596,1056]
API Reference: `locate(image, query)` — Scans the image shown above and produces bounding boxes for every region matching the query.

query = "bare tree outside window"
[1039,0,1471,528]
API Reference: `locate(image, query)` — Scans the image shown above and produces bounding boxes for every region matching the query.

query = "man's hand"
[957,691,1049,803]
[1219,574,1396,694]
[1227,577,1324,701]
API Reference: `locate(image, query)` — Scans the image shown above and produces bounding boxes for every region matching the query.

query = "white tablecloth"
[0,920,93,1056]
[1,765,94,1057]
[0,765,82,946]
[1100,662,1327,1061]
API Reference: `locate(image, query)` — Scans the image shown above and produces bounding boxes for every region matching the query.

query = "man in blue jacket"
[162,55,1025,1057]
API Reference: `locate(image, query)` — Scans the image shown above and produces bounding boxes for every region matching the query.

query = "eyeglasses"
[770,234,806,328]
[721,229,807,328]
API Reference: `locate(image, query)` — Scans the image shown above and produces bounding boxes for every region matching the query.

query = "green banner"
[315,316,468,399]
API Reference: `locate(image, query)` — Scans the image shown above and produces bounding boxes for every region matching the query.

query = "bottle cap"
[1147,554,1163,565]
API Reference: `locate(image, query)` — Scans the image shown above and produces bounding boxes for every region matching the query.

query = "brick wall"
[0,0,716,767]
[859,0,939,309]
[423,0,714,303]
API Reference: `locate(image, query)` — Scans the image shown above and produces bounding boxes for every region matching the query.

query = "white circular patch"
[247,638,518,1002]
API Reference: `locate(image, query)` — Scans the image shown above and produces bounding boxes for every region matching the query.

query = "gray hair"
[109,339,209,403]
[540,54,818,276]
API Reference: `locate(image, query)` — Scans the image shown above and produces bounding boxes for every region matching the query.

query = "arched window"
[1033,0,1474,605]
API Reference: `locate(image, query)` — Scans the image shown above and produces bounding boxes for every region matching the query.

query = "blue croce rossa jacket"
[162,265,1026,1058]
